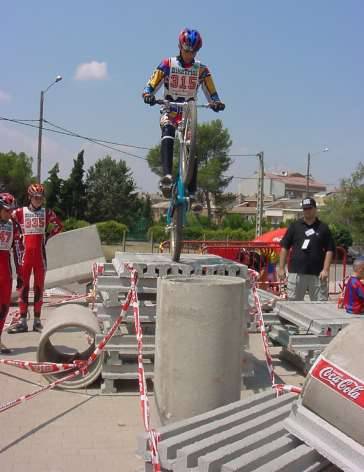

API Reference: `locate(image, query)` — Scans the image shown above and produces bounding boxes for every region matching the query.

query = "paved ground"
[0,305,305,472]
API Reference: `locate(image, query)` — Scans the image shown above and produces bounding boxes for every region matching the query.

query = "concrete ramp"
[12,225,105,298]
[45,225,105,287]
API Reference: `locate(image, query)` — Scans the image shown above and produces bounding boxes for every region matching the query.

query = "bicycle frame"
[154,99,209,261]
[165,104,189,245]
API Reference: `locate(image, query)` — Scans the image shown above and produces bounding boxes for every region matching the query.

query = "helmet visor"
[180,43,197,52]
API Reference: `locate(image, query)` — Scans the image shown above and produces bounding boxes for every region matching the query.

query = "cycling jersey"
[0,218,22,335]
[13,206,63,315]
[143,56,221,102]
[344,276,364,314]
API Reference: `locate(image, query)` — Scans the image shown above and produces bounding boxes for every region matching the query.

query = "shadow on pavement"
[0,395,95,454]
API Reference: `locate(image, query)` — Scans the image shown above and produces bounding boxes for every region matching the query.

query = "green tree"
[141,194,153,226]
[60,150,86,219]
[329,223,353,250]
[0,151,34,203]
[196,120,233,220]
[85,155,139,225]
[44,163,63,214]
[321,162,364,243]
[146,119,233,222]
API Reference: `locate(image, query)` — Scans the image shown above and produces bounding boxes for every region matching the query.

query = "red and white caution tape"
[0,358,85,374]
[1,263,162,469]
[46,293,90,307]
[126,264,161,472]
[4,310,21,331]
[0,262,131,414]
[0,363,89,413]
[248,269,302,396]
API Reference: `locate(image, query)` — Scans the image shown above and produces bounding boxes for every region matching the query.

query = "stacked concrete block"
[276,300,361,335]
[137,390,330,471]
[94,253,250,393]
[248,288,281,333]
[268,301,364,374]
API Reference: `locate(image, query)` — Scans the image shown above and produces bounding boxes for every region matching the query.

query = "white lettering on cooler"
[312,356,364,408]
[319,367,364,400]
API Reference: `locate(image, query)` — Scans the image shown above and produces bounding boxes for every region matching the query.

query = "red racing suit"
[13,206,63,315]
[0,218,22,335]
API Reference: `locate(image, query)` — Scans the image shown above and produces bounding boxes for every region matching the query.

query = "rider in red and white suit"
[9,184,63,333]
[0,193,22,352]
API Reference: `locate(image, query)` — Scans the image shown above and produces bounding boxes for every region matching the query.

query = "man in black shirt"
[278,197,335,301]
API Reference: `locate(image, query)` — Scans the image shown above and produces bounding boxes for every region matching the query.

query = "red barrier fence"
[160,239,348,297]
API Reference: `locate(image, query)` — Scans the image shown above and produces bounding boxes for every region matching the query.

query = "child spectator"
[343,256,364,315]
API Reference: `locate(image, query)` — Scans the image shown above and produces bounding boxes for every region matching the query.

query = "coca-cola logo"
[311,357,364,408]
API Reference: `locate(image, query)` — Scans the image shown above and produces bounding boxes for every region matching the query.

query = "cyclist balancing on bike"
[142,28,225,211]
[9,184,63,334]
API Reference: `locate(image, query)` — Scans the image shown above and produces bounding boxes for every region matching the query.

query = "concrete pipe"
[37,304,103,389]
[154,275,246,424]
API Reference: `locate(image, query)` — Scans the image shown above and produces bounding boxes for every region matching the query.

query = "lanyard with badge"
[302,228,315,250]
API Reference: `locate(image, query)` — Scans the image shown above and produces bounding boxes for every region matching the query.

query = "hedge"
[96,220,128,244]
[63,218,90,231]
[148,224,256,243]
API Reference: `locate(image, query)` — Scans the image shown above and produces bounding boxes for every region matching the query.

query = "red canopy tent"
[253,227,287,244]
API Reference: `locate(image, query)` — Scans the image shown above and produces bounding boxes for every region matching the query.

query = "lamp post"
[256,152,264,237]
[231,152,265,237]
[306,147,329,196]
[36,75,62,183]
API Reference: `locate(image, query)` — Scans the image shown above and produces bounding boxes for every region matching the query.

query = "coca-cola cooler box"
[286,319,364,471]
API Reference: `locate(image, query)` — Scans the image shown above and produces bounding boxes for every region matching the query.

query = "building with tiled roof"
[238,171,326,199]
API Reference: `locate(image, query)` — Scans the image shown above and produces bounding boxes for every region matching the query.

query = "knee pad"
[161,124,176,139]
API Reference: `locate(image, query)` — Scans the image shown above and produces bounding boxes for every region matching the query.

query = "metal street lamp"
[256,152,264,237]
[36,75,63,182]
[306,147,329,196]
[230,152,265,237]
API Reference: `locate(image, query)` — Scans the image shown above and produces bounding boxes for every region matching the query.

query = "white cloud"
[0,89,11,102]
[74,61,108,80]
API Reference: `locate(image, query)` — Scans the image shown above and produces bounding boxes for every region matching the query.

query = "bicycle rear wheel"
[180,101,197,187]
[170,204,183,262]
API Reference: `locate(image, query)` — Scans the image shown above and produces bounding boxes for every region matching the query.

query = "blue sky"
[1,1,363,193]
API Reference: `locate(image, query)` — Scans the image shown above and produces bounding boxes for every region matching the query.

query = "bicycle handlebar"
[154,99,210,109]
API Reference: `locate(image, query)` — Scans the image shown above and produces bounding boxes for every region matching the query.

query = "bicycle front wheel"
[180,101,197,187]
[170,204,183,262]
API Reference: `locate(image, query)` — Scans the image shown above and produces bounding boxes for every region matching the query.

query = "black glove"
[211,101,225,112]
[143,94,156,106]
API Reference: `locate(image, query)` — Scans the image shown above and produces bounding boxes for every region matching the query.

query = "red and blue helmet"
[0,192,16,210]
[178,28,203,53]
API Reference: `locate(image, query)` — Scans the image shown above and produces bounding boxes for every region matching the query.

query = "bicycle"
[153,99,210,262]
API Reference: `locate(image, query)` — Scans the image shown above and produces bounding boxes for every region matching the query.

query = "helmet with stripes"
[28,183,45,197]
[178,28,202,53]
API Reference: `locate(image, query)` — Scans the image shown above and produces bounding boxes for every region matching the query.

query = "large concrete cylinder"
[154,276,246,424]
